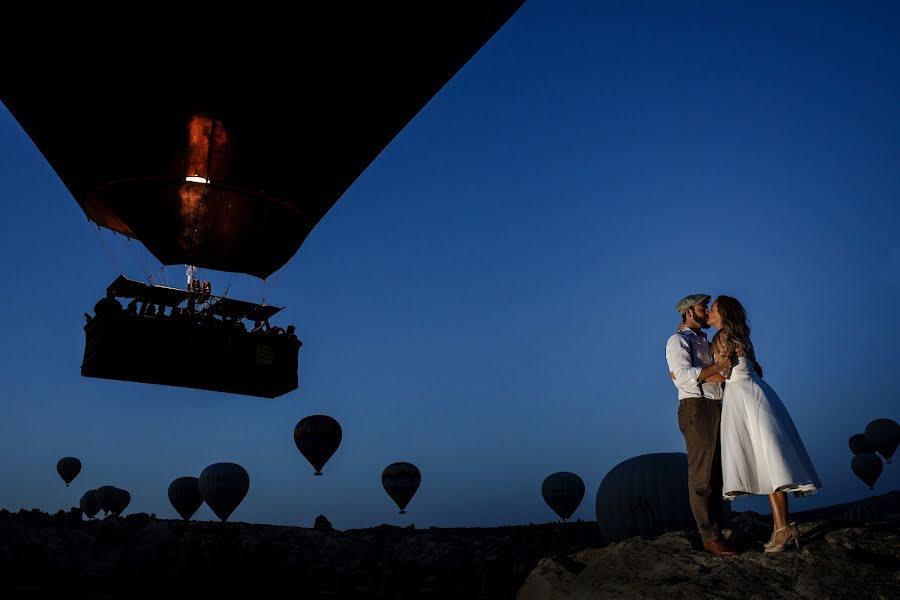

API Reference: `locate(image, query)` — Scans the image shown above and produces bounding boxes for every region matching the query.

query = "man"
[666,293,737,557]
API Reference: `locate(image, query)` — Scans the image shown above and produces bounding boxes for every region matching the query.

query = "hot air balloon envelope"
[199,463,250,522]
[595,453,700,543]
[542,472,585,521]
[851,453,883,490]
[56,457,82,486]
[168,477,204,521]
[79,489,101,519]
[382,462,421,514]
[865,419,900,463]
[848,433,872,455]
[97,486,118,515]
[294,415,343,475]
[0,2,524,278]
[109,488,131,516]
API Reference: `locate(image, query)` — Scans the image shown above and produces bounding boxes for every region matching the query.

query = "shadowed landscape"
[1,492,896,599]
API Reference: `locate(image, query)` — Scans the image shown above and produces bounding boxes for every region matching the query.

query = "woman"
[708,296,822,553]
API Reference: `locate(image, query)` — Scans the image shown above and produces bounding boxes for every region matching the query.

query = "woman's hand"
[714,353,736,371]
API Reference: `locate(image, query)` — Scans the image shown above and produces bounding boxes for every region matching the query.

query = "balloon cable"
[93,225,123,276]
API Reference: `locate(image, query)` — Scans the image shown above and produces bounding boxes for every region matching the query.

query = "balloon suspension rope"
[93,226,123,275]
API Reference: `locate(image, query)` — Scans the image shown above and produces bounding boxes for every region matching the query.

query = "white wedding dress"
[720,355,821,499]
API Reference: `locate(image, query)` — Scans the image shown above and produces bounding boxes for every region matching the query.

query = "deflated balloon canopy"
[56,457,81,486]
[0,2,524,279]
[382,462,421,514]
[541,472,585,522]
[851,453,883,490]
[199,463,250,522]
[168,476,204,521]
[865,419,900,464]
[294,415,343,475]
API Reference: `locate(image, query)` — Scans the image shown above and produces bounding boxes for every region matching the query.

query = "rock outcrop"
[518,493,900,600]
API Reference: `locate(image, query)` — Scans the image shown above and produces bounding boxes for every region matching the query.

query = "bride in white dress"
[707,296,822,553]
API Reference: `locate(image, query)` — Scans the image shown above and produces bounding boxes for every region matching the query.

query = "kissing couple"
[666,294,822,556]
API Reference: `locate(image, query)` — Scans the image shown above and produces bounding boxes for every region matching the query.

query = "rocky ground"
[0,492,896,599]
[519,493,899,600]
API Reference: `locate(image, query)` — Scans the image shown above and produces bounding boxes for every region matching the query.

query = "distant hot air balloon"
[541,472,585,522]
[382,462,421,515]
[864,419,900,464]
[109,488,131,516]
[56,457,81,487]
[294,415,342,476]
[199,463,250,522]
[848,433,872,455]
[851,453,883,490]
[595,453,699,543]
[97,485,118,515]
[79,489,101,520]
[168,477,204,521]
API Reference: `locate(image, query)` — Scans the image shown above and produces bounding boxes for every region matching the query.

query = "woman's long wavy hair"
[712,295,764,378]
[712,295,752,359]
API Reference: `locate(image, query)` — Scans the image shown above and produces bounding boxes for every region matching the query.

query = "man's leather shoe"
[703,539,738,557]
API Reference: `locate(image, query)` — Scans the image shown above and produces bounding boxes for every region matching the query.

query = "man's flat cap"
[676,294,711,314]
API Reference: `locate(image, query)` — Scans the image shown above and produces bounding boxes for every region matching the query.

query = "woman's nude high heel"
[764,522,800,553]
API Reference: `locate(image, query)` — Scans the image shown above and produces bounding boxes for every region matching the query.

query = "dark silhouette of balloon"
[865,419,900,463]
[199,463,250,522]
[541,472,585,521]
[0,4,524,279]
[79,489,100,519]
[56,457,81,487]
[851,453,883,490]
[848,433,872,455]
[109,488,131,516]
[596,453,699,543]
[168,476,204,521]
[97,485,118,514]
[294,415,342,475]
[382,462,421,514]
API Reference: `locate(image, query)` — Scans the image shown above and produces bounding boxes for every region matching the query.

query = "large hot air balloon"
[97,485,118,515]
[294,416,343,476]
[851,453,883,490]
[848,433,872,455]
[541,472,585,522]
[79,489,101,520]
[382,462,421,515]
[56,457,81,487]
[595,453,700,543]
[864,419,900,464]
[168,477,204,521]
[0,2,524,398]
[199,463,250,522]
[109,489,131,516]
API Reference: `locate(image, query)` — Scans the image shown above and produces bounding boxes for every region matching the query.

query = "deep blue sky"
[1,1,898,528]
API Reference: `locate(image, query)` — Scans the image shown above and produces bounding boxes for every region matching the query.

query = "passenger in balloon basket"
[93,289,122,317]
